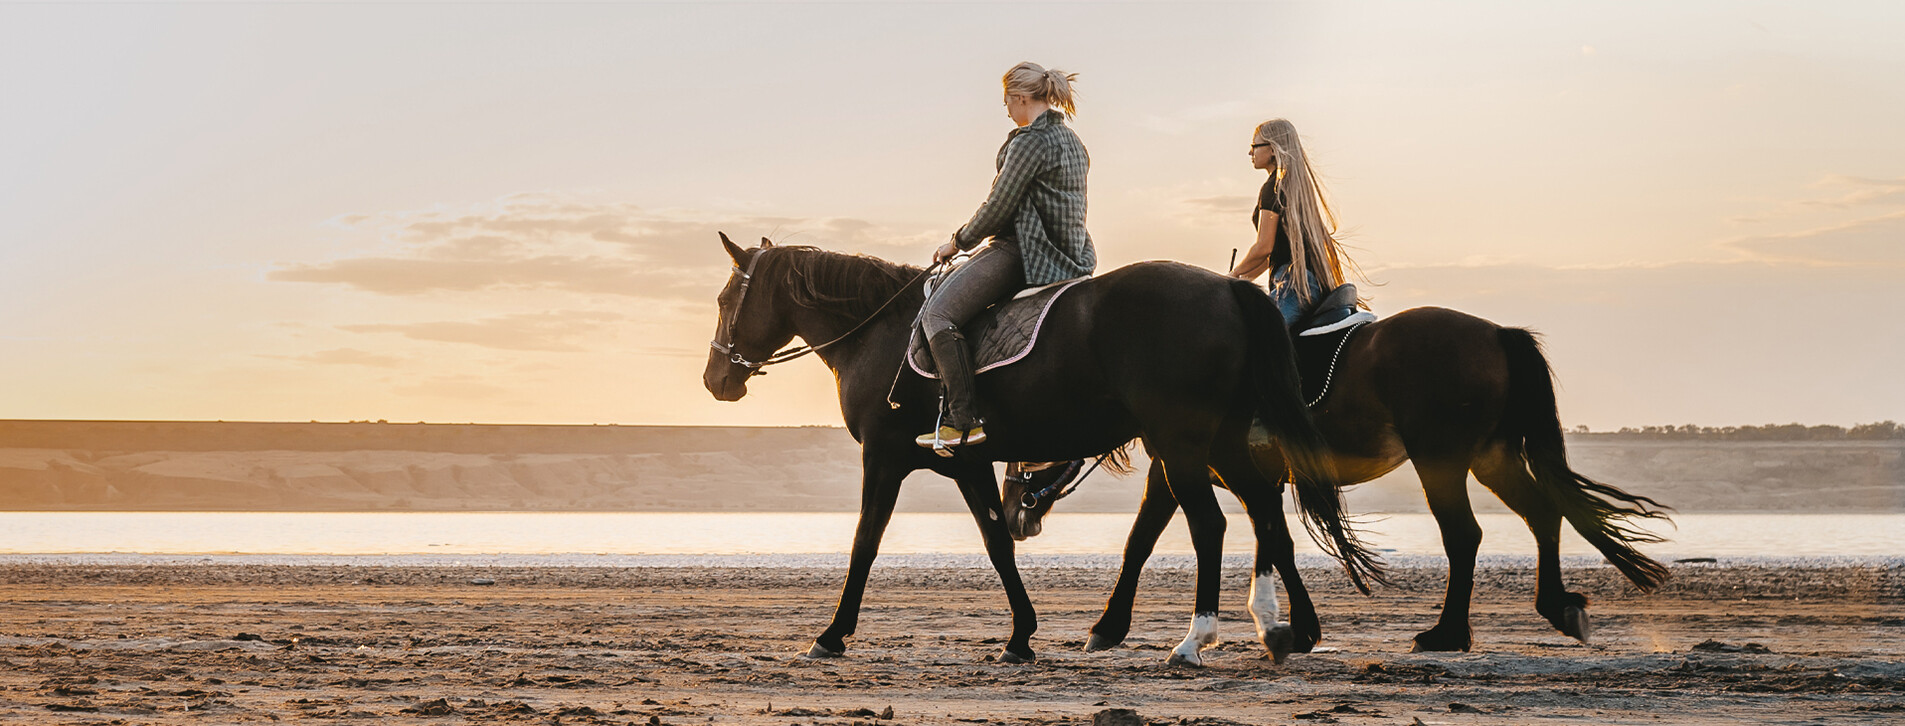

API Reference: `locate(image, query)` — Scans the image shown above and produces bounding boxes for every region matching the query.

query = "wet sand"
[1,563,1899,725]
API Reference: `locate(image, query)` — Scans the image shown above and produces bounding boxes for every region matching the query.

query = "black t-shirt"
[1252,178,1291,268]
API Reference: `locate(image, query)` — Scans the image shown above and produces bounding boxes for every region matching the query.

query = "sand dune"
[0,421,1899,512]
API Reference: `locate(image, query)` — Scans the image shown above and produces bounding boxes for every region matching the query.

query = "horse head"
[704,232,797,402]
[1000,461,1082,541]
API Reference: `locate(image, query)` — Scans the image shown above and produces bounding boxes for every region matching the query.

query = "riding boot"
[916,325,986,454]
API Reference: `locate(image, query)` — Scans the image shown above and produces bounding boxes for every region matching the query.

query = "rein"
[711,249,937,373]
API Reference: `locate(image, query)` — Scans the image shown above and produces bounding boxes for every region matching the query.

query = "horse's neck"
[777,254,921,373]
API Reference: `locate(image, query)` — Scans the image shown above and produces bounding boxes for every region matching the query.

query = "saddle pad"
[1292,320,1369,407]
[907,278,1088,380]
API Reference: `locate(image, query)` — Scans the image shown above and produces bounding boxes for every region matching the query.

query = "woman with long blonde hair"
[1229,119,1363,329]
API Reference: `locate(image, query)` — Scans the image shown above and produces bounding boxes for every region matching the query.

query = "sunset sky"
[3,1,1901,429]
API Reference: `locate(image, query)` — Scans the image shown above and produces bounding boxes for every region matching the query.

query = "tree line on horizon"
[1571,421,1904,441]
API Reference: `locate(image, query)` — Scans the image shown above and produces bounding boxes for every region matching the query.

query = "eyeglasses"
[1250,143,1274,149]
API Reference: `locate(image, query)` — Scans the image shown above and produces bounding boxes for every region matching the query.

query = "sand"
[0,562,1899,725]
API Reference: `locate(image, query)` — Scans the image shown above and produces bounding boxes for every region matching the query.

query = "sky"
[2,1,1901,429]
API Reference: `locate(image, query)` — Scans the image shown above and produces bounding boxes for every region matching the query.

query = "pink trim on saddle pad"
[907,277,1089,380]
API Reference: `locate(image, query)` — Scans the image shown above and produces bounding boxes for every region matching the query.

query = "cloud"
[391,378,512,400]
[1799,176,1905,210]
[259,348,402,367]
[339,311,625,352]
[1721,210,1905,266]
[1730,175,1905,224]
[1137,100,1253,135]
[1181,195,1255,215]
[271,255,696,297]
[270,194,938,300]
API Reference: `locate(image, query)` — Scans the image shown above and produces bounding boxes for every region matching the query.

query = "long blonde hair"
[1003,62,1078,117]
[1254,119,1355,307]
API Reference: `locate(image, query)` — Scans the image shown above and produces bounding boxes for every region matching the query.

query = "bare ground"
[0,563,1900,725]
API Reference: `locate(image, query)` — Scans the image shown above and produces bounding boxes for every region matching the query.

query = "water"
[0,511,1897,559]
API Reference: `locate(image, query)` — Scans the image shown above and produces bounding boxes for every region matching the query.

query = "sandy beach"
[1,562,1899,725]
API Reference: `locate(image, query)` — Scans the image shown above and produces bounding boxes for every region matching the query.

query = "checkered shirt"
[954,110,1097,285]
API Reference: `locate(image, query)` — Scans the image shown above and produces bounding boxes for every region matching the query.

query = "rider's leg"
[916,241,1024,449]
[1267,264,1304,327]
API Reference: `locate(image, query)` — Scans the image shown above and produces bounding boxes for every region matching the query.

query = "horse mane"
[773,246,925,320]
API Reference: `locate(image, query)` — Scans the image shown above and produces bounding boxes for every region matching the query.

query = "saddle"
[1291,283,1374,406]
[906,277,1088,379]
[1294,283,1376,337]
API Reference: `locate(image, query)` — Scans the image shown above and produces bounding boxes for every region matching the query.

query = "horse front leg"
[1086,459,1177,652]
[810,455,907,658]
[1156,443,1223,667]
[951,460,1038,662]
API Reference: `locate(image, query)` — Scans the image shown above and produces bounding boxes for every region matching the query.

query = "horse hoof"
[1261,624,1296,665]
[998,647,1035,664]
[1165,650,1203,667]
[1563,606,1592,644]
[1084,633,1124,652]
[805,641,844,659]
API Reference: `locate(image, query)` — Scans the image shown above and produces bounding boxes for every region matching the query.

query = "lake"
[0,511,1898,560]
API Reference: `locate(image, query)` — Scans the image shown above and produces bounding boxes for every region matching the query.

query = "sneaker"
[914,425,986,456]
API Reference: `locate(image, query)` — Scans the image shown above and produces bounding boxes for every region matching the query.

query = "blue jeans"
[1269,264,1323,326]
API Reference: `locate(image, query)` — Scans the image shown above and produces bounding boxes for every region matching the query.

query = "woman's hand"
[934,239,961,264]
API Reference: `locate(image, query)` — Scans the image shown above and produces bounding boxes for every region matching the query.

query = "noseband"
[710,249,938,375]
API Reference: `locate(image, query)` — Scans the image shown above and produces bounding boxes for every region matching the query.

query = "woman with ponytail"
[917,62,1097,453]
[1229,119,1364,329]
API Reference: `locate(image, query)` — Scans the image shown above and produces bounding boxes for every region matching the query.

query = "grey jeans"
[919,240,1025,335]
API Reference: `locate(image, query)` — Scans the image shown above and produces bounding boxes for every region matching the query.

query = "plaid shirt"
[955,110,1096,285]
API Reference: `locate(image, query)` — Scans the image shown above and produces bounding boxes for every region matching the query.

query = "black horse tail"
[1229,280,1387,594]
[1497,327,1674,592]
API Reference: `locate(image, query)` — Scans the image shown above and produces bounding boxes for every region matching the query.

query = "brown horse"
[703,235,1380,664]
[1004,306,1672,653]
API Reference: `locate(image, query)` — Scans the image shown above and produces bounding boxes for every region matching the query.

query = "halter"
[710,248,937,374]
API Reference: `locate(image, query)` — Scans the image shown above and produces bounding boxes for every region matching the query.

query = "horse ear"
[759,237,774,249]
[719,232,747,266]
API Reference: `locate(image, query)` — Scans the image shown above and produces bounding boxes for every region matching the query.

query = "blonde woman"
[1228,119,1367,332]
[917,61,1097,454]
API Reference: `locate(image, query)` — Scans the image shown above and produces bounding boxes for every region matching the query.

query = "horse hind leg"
[1087,459,1177,652]
[1211,446,1310,664]
[1473,442,1591,643]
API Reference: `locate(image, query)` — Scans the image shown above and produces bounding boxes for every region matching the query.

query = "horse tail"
[1497,327,1674,592]
[1229,280,1387,594]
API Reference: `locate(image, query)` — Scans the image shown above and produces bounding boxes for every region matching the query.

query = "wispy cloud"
[1730,175,1905,224]
[339,311,625,352]
[1181,195,1255,215]
[258,348,402,367]
[1721,210,1905,266]
[271,194,937,300]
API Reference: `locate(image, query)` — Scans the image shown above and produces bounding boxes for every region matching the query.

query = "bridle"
[710,248,938,375]
[1013,454,1109,510]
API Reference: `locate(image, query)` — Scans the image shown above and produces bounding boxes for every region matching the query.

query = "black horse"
[702,234,1381,664]
[1003,307,1673,653]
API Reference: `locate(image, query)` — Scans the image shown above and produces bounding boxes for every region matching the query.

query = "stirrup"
[915,424,986,457]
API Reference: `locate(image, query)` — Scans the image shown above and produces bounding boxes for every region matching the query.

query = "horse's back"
[1345,306,1515,443]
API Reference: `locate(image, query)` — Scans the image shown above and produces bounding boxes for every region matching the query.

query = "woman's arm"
[953,136,1051,249]
[1228,210,1280,279]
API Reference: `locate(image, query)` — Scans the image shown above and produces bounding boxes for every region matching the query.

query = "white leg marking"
[1168,612,1219,666]
[1248,572,1283,642]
